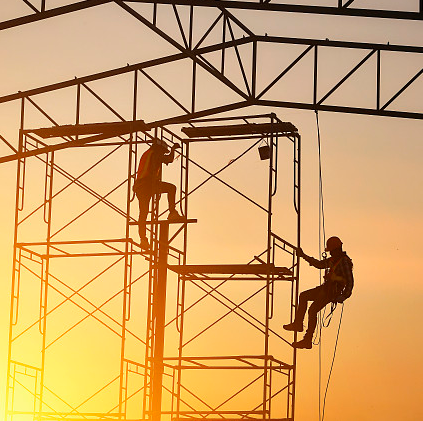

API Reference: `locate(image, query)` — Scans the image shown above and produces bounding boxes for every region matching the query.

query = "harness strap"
[325,255,347,286]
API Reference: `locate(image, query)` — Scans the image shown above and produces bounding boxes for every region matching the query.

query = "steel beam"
[0,0,113,31]
[0,37,250,105]
[1,0,422,32]
[125,0,423,21]
[254,99,423,120]
[0,35,421,126]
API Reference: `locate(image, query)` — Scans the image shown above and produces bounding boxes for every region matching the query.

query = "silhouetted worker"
[283,236,354,349]
[133,140,184,250]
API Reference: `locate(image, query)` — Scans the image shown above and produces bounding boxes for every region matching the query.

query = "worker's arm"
[162,143,181,165]
[297,247,330,269]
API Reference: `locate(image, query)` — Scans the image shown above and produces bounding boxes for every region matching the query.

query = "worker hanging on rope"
[133,139,184,250]
[283,236,354,349]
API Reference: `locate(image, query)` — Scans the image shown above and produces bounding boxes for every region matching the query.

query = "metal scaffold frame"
[5,74,302,421]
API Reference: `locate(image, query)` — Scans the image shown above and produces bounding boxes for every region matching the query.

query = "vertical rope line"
[322,304,344,421]
[315,111,345,421]
[315,110,326,421]
[316,111,326,242]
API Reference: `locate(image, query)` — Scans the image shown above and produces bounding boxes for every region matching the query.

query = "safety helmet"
[325,236,343,252]
[151,139,168,152]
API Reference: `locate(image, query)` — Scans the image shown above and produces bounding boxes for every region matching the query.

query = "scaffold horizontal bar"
[0,130,130,164]
[129,218,197,225]
[162,354,292,365]
[163,364,292,370]
[10,360,41,372]
[158,410,265,415]
[17,238,137,246]
[15,238,159,258]
[123,358,145,367]
[7,411,121,417]
[182,122,297,138]
[159,360,291,370]
[169,264,292,275]
[172,415,292,421]
[25,120,150,138]
[184,276,293,281]
[37,252,143,258]
[181,134,284,143]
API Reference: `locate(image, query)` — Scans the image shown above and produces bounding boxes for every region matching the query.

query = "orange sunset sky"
[0,2,422,421]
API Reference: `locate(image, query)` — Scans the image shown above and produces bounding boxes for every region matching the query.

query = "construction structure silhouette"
[1,2,422,421]
[5,110,302,421]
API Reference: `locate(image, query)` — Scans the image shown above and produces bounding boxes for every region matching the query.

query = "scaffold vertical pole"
[151,222,170,421]
[263,114,277,419]
[38,149,54,421]
[291,133,301,420]
[175,139,189,419]
[5,98,26,421]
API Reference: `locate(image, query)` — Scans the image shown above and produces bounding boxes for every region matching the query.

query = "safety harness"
[324,255,347,290]
[322,254,353,328]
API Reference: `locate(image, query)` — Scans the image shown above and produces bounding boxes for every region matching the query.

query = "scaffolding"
[4,2,419,421]
[6,105,302,421]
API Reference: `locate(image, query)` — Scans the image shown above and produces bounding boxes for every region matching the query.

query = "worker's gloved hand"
[296,247,305,258]
[171,143,181,150]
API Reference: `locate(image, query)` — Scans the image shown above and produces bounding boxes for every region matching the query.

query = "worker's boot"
[283,321,303,332]
[168,209,184,222]
[292,336,312,349]
[140,236,150,251]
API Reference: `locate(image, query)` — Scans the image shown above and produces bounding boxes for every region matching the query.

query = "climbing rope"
[314,110,345,421]
[321,304,344,421]
[315,109,326,421]
[315,111,326,245]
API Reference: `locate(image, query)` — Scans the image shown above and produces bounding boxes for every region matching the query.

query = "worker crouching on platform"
[133,140,184,250]
[283,236,354,349]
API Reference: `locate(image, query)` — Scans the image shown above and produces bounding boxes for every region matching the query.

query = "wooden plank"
[169,264,292,275]
[26,120,149,138]
[182,122,297,138]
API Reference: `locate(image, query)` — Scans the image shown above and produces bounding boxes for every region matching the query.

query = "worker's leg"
[284,285,324,332]
[304,288,332,340]
[292,285,331,349]
[296,286,324,325]
[157,181,185,221]
[157,181,176,210]
[137,196,149,237]
[136,183,153,245]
